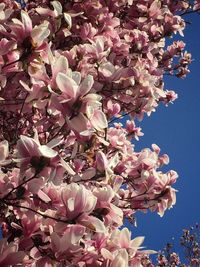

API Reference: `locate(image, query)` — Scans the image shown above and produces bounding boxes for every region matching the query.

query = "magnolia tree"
[141,224,200,267]
[0,0,199,266]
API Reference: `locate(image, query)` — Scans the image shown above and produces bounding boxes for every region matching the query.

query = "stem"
[3,201,71,224]
[15,93,28,141]
[2,172,38,200]
[2,59,20,69]
[180,8,200,17]
[108,109,134,124]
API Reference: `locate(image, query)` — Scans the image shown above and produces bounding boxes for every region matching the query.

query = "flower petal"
[56,72,78,99]
[64,13,72,29]
[31,22,50,47]
[52,56,69,81]
[21,11,32,34]
[90,110,108,130]
[0,140,9,161]
[130,236,145,248]
[79,75,94,96]
[69,113,88,133]
[17,135,39,158]
[72,71,81,85]
[39,145,58,158]
[60,158,76,175]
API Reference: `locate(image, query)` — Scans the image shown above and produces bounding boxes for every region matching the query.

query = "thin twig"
[2,172,38,200]
[3,201,71,224]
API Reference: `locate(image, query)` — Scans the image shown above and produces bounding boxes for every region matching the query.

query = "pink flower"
[110,249,129,267]
[0,239,26,266]
[55,71,107,132]
[16,133,58,173]
[61,183,97,220]
[95,151,108,172]
[50,225,85,259]
[107,100,121,118]
[11,211,41,238]
[10,11,50,47]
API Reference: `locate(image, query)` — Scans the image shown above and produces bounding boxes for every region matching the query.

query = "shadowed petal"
[21,11,32,34]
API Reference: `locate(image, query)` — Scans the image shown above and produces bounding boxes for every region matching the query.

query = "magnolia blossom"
[0,0,196,266]
[10,10,50,47]
[56,71,108,132]
[61,183,97,220]
[16,133,58,174]
[0,239,25,266]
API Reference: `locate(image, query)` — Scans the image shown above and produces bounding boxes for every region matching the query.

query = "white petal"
[131,236,145,248]
[0,140,9,161]
[64,13,72,29]
[60,158,76,175]
[72,71,81,85]
[46,136,63,148]
[90,110,108,130]
[67,197,75,212]
[56,72,78,99]
[39,145,58,158]
[21,10,32,33]
[51,1,62,16]
[79,75,94,96]
[52,56,68,78]
[38,189,51,203]
[31,23,50,46]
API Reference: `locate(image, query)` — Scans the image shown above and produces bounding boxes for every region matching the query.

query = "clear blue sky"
[126,13,200,253]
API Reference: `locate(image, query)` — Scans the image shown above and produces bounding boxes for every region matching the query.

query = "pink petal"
[17,135,39,158]
[7,252,26,265]
[31,23,50,46]
[96,151,108,172]
[21,11,32,34]
[79,215,106,233]
[120,228,131,248]
[69,225,85,245]
[81,168,96,180]
[99,62,115,77]
[51,233,61,252]
[52,56,68,81]
[38,189,51,203]
[90,110,108,130]
[69,113,88,133]
[79,75,94,96]
[56,73,78,99]
[35,7,54,17]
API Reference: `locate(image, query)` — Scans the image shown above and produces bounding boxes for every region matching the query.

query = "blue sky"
[126,13,200,253]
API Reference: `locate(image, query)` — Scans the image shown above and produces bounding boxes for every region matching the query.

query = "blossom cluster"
[0,0,197,266]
